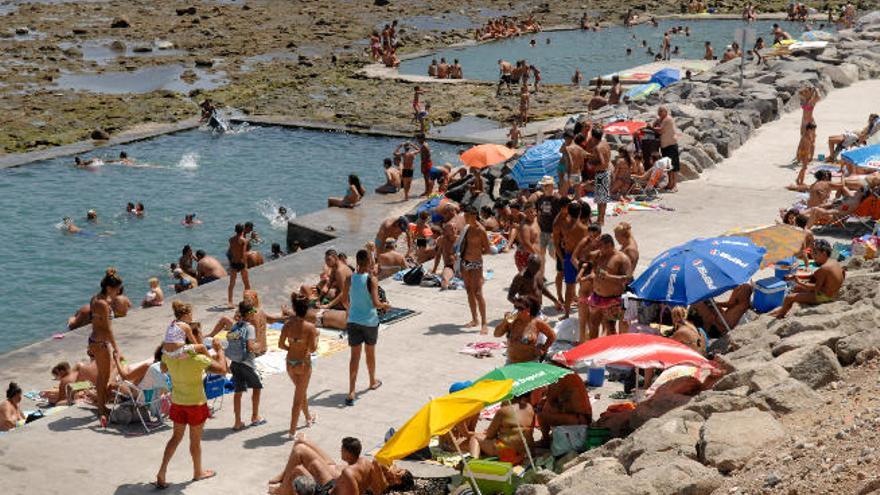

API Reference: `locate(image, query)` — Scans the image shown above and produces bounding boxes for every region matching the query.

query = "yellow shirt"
[163,354,211,406]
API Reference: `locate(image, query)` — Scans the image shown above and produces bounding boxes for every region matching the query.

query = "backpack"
[402,265,424,286]
[225,321,252,363]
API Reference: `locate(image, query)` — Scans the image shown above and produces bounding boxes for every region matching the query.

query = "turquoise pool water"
[0,126,461,353]
[399,19,828,84]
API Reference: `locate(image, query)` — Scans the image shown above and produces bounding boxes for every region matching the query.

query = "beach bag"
[551,425,590,456]
[402,265,424,286]
[109,400,148,425]
[225,321,251,363]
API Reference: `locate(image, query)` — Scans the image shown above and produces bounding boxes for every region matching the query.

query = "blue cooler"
[587,363,606,388]
[774,257,796,280]
[753,277,787,313]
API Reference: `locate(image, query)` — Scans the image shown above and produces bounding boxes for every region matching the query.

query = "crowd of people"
[474,15,541,41]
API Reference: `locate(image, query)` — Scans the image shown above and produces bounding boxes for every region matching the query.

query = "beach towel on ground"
[379,307,418,325]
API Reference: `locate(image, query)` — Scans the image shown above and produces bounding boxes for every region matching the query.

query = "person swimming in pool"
[74,156,96,168]
[62,217,81,234]
[182,214,202,227]
[108,151,134,166]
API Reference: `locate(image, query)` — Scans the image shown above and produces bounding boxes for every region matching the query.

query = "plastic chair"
[111,376,171,433]
[204,374,227,417]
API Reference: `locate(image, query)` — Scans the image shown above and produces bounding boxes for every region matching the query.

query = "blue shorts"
[429,167,445,180]
[563,252,577,284]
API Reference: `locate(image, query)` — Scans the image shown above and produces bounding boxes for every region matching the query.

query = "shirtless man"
[195,250,227,285]
[417,133,433,196]
[772,23,792,43]
[508,254,562,311]
[431,223,458,290]
[394,142,418,200]
[537,371,592,445]
[427,58,438,77]
[373,240,409,278]
[497,59,514,95]
[554,202,590,319]
[450,59,463,79]
[227,223,251,307]
[514,203,541,273]
[317,250,353,311]
[437,57,449,79]
[587,235,633,340]
[62,216,81,234]
[565,134,588,198]
[585,128,612,224]
[772,240,844,318]
[461,206,491,333]
[662,31,671,60]
[375,216,413,255]
[693,283,752,336]
[247,249,265,268]
[704,41,714,60]
[375,158,401,195]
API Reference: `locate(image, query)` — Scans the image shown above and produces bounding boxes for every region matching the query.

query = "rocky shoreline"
[0,0,812,154]
[512,15,880,495]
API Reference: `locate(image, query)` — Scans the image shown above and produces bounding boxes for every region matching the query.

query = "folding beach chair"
[204,373,228,417]
[110,371,171,434]
[627,158,670,200]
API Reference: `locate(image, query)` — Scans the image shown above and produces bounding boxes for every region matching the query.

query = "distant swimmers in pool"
[126,202,145,217]
[182,213,202,227]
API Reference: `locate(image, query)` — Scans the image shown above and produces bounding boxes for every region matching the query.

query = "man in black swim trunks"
[394,142,418,200]
[497,59,514,95]
[227,223,251,308]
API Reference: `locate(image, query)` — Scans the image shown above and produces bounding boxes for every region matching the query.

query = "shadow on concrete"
[46,413,96,432]
[307,388,352,408]
[114,481,166,494]
[201,424,240,442]
[242,429,290,449]
[205,305,234,313]
[423,323,466,335]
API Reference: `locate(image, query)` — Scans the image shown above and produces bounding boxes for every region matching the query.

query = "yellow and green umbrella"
[375,379,513,466]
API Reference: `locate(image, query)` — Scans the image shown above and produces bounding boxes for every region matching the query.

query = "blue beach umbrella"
[649,68,680,88]
[509,139,563,189]
[624,82,661,101]
[629,237,766,306]
[841,143,880,169]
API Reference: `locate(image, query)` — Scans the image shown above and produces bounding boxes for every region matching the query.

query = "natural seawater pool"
[399,19,828,84]
[0,126,462,353]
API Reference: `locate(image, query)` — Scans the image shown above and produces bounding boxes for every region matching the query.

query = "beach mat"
[380,307,418,325]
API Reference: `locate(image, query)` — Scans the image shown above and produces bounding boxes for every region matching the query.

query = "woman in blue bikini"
[279,296,319,437]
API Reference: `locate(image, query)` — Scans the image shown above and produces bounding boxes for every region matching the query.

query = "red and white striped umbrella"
[552,333,713,370]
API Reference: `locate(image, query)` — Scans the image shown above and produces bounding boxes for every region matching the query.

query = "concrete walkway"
[2,79,877,495]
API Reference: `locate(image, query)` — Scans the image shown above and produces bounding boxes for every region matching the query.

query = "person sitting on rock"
[536,370,592,446]
[691,283,753,337]
[771,240,845,318]
[469,393,535,465]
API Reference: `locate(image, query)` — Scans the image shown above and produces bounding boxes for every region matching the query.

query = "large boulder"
[628,393,693,429]
[110,16,130,28]
[771,329,845,357]
[548,457,656,495]
[714,362,789,393]
[629,452,723,495]
[773,344,843,389]
[751,378,822,414]
[697,408,785,473]
[685,391,755,418]
[618,410,703,467]
[773,305,874,338]
[821,63,860,87]
[836,329,880,365]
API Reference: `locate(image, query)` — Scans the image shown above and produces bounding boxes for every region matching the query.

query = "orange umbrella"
[459,144,516,169]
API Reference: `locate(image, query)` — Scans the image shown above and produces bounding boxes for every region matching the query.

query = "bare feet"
[232,422,246,431]
[307,413,317,427]
[464,320,478,328]
[480,325,489,335]
[192,469,216,482]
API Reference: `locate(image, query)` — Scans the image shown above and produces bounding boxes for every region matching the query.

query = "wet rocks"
[110,17,130,28]
[132,45,152,53]
[110,40,126,51]
[90,128,110,140]
[194,58,213,68]
[176,6,197,16]
[697,408,785,473]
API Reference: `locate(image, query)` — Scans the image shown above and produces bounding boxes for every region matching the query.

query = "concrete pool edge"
[359,12,799,84]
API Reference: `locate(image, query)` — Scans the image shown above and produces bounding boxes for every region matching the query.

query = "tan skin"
[318,255,353,311]
[227,229,251,307]
[40,366,79,406]
[343,257,390,403]
[516,208,540,256]
[269,435,342,494]
[0,392,25,431]
[573,230,601,342]
[469,398,535,460]
[155,337,228,488]
[431,223,458,290]
[771,249,845,318]
[462,212,491,333]
[508,257,562,311]
[89,284,123,418]
[376,218,413,255]
[494,308,556,363]
[440,414,479,452]
[670,312,705,355]
[396,143,418,200]
[693,284,752,333]
[584,135,612,224]
[537,372,592,444]
[555,210,589,319]
[587,242,633,340]
[279,303,319,435]
[196,254,227,280]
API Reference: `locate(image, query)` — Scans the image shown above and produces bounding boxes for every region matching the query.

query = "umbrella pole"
[451,436,483,495]
[710,299,732,334]
[506,400,537,471]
